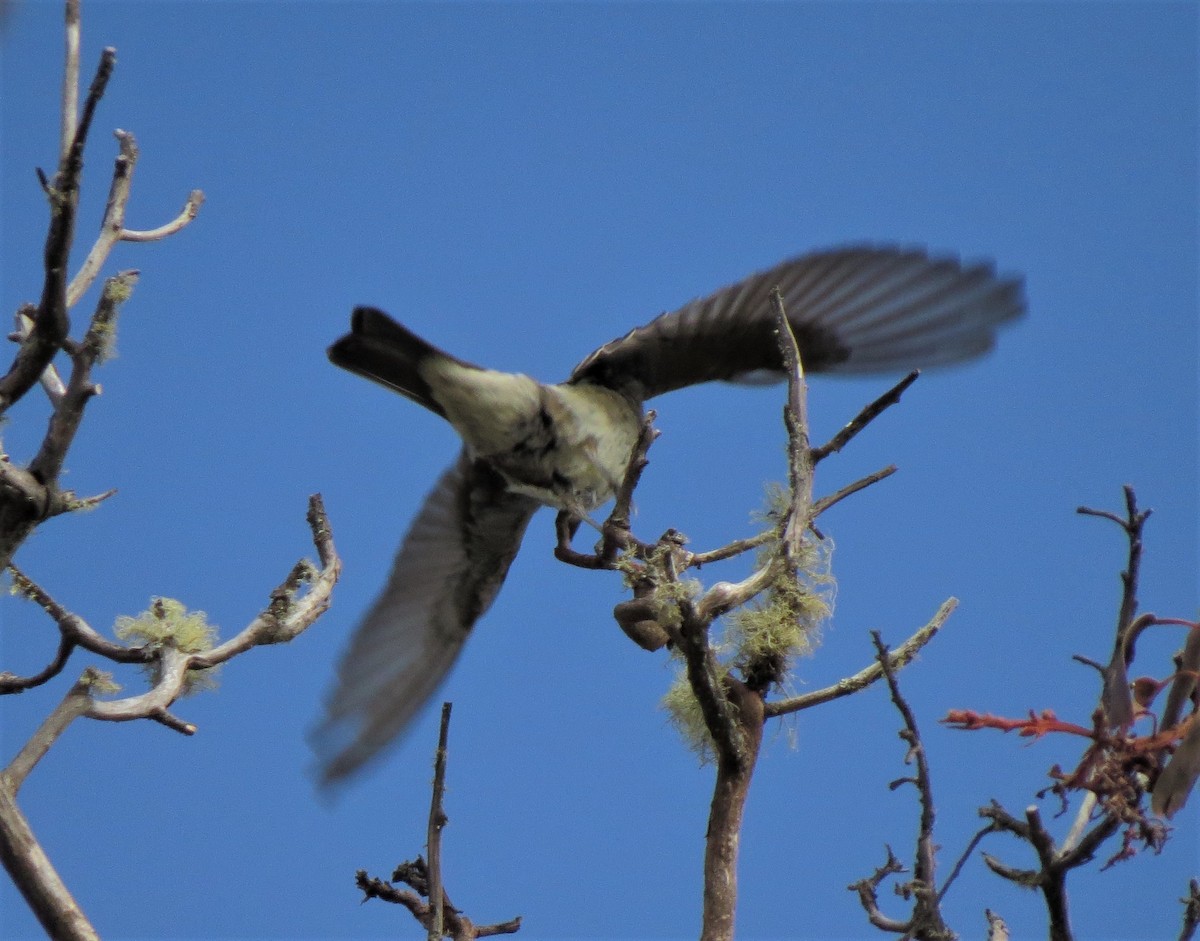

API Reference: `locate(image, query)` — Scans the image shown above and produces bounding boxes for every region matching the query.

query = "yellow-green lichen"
[114,597,220,694]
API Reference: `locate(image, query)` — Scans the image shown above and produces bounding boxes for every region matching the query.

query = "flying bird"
[317,245,1024,783]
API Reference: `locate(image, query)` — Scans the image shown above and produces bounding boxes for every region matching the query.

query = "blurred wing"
[569,246,1025,399]
[314,451,539,785]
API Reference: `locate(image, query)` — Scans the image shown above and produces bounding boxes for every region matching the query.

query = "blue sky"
[1,2,1196,939]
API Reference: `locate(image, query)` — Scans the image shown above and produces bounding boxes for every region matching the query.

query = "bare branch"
[356,869,425,912]
[69,137,203,304]
[695,561,780,623]
[86,647,195,724]
[32,270,139,483]
[939,823,1001,905]
[1076,487,1152,728]
[687,530,774,567]
[770,287,813,561]
[10,306,67,404]
[191,495,340,665]
[1024,805,1074,941]
[848,846,910,933]
[675,602,745,769]
[4,672,96,791]
[59,0,80,164]
[61,487,118,513]
[4,563,153,680]
[4,495,337,719]
[119,189,205,241]
[766,599,956,718]
[812,465,898,519]
[426,703,452,941]
[848,633,954,940]
[66,129,138,306]
[0,633,74,695]
[357,719,523,940]
[1180,878,1200,941]
[977,795,1121,941]
[0,47,116,414]
[0,771,98,941]
[698,680,764,941]
[812,370,920,464]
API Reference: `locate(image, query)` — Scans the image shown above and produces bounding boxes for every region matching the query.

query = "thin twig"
[687,530,774,567]
[1077,487,1152,728]
[812,465,898,519]
[66,129,138,306]
[4,563,153,675]
[31,271,139,483]
[190,495,340,666]
[858,631,953,941]
[848,846,909,933]
[770,287,813,566]
[427,703,452,941]
[766,599,957,718]
[1179,878,1200,941]
[0,633,75,694]
[4,496,339,706]
[0,48,115,414]
[938,823,1000,905]
[119,188,205,241]
[59,0,80,164]
[811,370,920,464]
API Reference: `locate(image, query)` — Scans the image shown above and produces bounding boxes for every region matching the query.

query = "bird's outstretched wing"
[569,246,1025,399]
[314,451,539,785]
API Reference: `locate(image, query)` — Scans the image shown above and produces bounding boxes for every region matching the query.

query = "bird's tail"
[328,307,471,418]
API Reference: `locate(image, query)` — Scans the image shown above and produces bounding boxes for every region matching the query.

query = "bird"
[316,245,1025,783]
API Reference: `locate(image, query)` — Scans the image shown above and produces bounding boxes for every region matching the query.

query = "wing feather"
[569,246,1024,398]
[314,452,539,784]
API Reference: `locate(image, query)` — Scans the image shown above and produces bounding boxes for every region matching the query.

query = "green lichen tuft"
[89,315,119,363]
[80,667,122,695]
[114,597,220,694]
[7,568,36,600]
[661,657,737,766]
[751,481,791,528]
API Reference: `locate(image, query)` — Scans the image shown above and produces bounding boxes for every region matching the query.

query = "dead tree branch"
[0,5,203,573]
[548,284,946,941]
[767,600,956,718]
[3,495,338,699]
[1179,878,1200,941]
[357,704,521,940]
[1,498,338,937]
[848,632,954,941]
[935,486,1196,940]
